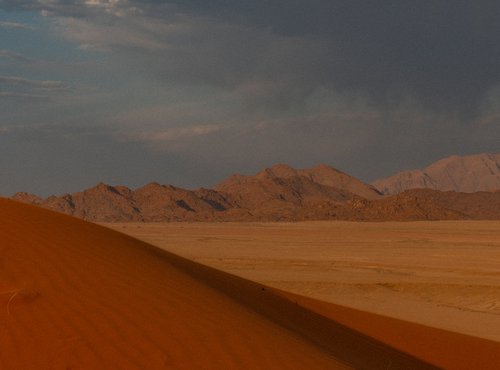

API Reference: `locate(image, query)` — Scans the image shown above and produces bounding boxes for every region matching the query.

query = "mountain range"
[10,153,500,222]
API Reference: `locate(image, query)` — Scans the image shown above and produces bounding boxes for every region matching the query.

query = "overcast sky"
[1,1,499,196]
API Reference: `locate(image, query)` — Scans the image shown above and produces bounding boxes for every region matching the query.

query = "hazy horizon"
[2,1,499,196]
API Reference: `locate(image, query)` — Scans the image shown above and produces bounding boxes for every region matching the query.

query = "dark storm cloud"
[4,0,500,116]
[157,1,500,117]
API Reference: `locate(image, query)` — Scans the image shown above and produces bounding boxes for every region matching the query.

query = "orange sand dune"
[0,198,493,369]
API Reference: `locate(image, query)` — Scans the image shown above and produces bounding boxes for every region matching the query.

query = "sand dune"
[1,198,499,369]
[1,198,347,369]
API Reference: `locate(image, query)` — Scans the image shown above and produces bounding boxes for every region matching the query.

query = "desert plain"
[109,220,500,343]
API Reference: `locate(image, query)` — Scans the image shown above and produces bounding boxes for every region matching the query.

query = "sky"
[1,1,499,196]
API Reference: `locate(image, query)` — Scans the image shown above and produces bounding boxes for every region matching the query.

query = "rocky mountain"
[214,164,380,209]
[229,163,382,200]
[12,182,235,222]
[372,153,500,195]
[10,162,500,222]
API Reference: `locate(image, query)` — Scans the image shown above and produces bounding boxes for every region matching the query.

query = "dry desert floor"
[108,221,500,343]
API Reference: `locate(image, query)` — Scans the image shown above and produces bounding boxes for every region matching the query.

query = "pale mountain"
[372,153,500,194]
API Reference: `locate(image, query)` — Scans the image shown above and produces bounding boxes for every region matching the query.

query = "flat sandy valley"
[108,220,500,342]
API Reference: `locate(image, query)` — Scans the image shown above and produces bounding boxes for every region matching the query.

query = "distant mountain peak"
[256,164,298,179]
[309,163,342,173]
[372,153,500,194]
[216,163,382,202]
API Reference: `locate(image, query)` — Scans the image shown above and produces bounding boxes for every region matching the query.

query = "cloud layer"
[0,1,499,195]
[4,1,499,113]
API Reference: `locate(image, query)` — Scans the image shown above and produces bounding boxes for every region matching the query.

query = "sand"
[1,198,448,369]
[107,220,500,368]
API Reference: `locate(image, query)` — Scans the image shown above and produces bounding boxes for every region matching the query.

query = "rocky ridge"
[10,162,500,222]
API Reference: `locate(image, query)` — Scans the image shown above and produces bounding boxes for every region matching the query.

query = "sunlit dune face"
[0,198,349,369]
